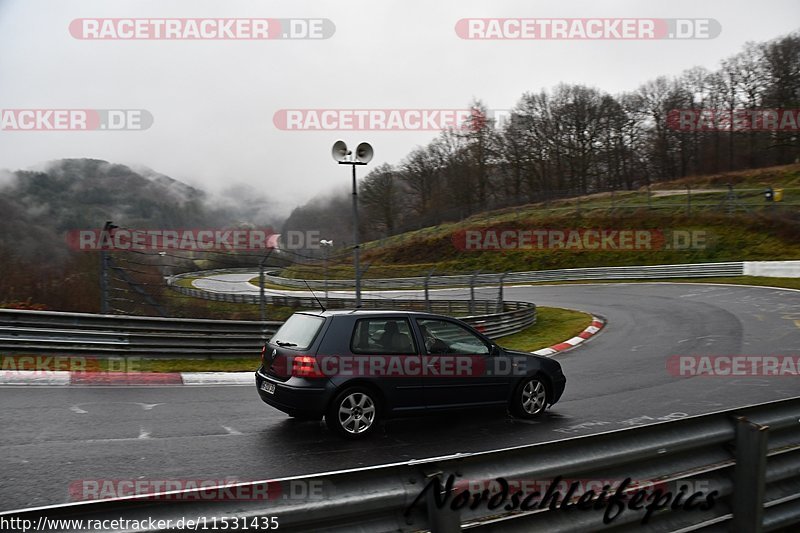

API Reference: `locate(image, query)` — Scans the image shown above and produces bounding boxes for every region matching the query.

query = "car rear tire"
[326,386,380,438]
[511,376,549,419]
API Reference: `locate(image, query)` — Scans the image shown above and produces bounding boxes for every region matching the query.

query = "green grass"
[173,276,198,288]
[497,307,594,352]
[276,211,800,282]
[294,165,797,276]
[162,288,297,321]
[130,357,259,373]
[350,164,800,254]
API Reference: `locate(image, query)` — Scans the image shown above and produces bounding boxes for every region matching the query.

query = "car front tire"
[511,376,550,419]
[325,386,380,438]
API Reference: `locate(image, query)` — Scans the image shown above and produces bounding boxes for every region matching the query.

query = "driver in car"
[419,324,450,354]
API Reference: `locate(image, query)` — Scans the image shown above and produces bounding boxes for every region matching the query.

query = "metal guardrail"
[167,285,536,339]
[240,261,748,291]
[0,309,281,357]
[3,396,798,532]
[0,300,535,358]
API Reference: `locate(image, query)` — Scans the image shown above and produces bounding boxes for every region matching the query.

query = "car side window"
[350,318,417,355]
[416,319,490,355]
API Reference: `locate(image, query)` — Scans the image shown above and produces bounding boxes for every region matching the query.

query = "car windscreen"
[270,314,325,350]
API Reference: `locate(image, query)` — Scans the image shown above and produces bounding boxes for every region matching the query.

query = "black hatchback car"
[255,310,566,438]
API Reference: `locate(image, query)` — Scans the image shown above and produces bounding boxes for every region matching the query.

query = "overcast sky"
[1,0,798,216]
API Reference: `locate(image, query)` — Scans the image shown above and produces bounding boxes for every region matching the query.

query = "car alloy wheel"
[512,376,549,418]
[327,387,379,437]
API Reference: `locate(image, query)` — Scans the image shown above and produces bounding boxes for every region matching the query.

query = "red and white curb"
[530,316,605,357]
[0,371,254,386]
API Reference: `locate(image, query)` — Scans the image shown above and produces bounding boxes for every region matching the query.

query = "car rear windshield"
[270,314,325,350]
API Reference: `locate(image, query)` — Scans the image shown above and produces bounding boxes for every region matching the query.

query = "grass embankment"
[498,307,594,352]
[273,165,800,281]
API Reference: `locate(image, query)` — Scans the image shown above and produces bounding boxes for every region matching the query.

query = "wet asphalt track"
[1,283,798,512]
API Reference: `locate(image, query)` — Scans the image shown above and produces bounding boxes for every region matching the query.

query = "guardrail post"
[425,268,435,312]
[469,271,481,314]
[497,272,508,312]
[731,416,768,533]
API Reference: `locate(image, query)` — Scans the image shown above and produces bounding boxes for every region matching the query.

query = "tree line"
[286,31,800,242]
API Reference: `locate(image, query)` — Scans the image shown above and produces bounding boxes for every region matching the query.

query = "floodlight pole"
[340,160,367,307]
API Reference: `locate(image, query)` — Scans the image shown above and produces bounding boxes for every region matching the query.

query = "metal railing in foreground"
[0,308,281,357]
[3,396,798,532]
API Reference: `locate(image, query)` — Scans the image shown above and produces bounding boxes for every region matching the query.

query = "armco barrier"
[2,396,798,532]
[0,301,535,357]
[253,261,749,290]
[168,285,536,339]
[0,309,281,357]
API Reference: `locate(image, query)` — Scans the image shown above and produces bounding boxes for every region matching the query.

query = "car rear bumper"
[255,370,331,417]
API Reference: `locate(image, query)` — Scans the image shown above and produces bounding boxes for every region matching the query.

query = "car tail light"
[291,355,324,378]
[260,345,267,364]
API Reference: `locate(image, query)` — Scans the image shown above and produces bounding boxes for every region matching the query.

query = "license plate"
[260,381,276,394]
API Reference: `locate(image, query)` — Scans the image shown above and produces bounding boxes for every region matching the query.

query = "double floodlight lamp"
[332,140,373,165]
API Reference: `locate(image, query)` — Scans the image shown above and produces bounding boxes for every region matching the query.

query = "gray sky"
[1,0,798,216]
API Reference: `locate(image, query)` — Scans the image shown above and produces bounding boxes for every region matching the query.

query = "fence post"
[259,250,274,322]
[687,184,691,215]
[731,416,768,533]
[99,220,115,314]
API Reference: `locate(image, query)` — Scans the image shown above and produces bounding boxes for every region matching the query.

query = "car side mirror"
[490,344,501,356]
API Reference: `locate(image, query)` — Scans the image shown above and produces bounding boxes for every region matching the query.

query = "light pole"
[332,140,373,308]
[320,239,333,304]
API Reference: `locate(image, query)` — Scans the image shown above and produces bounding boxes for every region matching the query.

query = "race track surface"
[1,283,798,512]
